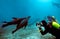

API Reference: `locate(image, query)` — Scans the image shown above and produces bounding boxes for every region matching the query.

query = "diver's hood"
[41,20,47,26]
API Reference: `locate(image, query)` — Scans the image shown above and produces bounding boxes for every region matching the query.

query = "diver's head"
[41,20,47,26]
[47,16,52,21]
[47,16,55,22]
[12,17,17,19]
[28,16,31,18]
[26,16,31,20]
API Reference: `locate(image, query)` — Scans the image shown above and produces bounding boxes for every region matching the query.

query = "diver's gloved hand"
[39,26,45,32]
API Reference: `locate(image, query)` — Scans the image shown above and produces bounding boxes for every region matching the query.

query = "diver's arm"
[39,26,48,35]
[40,29,48,35]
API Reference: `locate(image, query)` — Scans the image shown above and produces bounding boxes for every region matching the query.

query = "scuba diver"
[36,16,60,39]
[47,16,60,29]
[52,2,60,8]
[2,16,31,34]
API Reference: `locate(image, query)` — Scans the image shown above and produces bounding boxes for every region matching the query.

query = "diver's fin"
[12,27,19,34]
[12,30,15,34]
[2,23,9,28]
[3,21,7,23]
[2,24,7,28]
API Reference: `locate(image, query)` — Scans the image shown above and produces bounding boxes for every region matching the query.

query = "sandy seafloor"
[0,23,56,39]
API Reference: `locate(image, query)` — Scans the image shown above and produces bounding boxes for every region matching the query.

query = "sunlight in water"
[38,0,52,3]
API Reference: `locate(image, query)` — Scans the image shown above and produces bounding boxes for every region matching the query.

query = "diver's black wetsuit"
[12,18,28,34]
[2,18,25,28]
[2,16,30,34]
[40,20,60,39]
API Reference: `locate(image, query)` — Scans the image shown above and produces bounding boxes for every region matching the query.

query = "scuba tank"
[52,21,60,29]
[47,16,60,29]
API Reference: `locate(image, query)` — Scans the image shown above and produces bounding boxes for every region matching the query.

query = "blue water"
[0,0,60,39]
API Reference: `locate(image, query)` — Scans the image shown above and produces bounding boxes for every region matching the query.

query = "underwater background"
[0,0,60,39]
